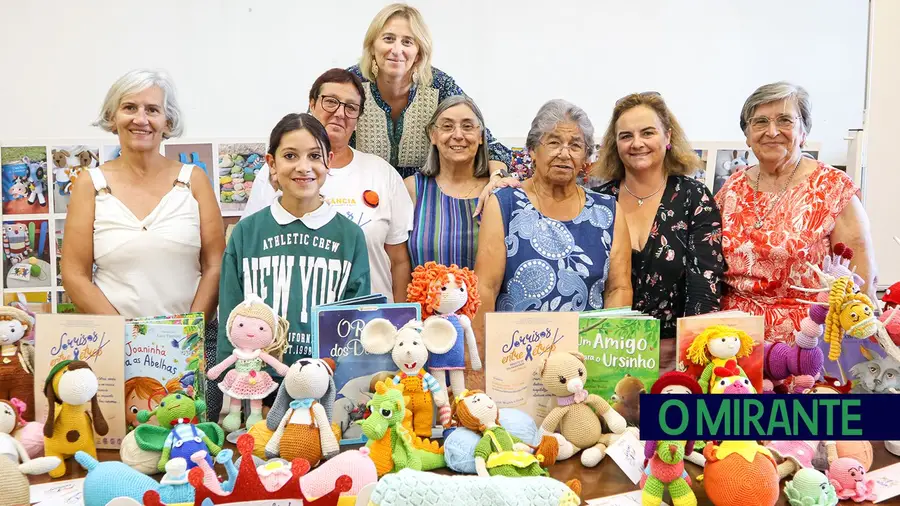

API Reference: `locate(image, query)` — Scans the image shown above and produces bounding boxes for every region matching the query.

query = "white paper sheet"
[606,431,646,485]
[29,477,84,505]
[868,462,900,503]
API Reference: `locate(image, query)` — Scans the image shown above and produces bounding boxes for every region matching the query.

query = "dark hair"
[267,113,332,166]
[308,68,366,116]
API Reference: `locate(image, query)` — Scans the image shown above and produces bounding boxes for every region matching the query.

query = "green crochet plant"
[784,468,838,506]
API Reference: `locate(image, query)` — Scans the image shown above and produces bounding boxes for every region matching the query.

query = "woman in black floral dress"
[593,92,724,345]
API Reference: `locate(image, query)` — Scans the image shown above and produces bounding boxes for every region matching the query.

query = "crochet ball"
[835,440,873,471]
[809,304,828,324]
[704,448,779,506]
[444,408,538,473]
[119,430,161,475]
[799,318,823,338]
[14,422,45,458]
[247,420,274,459]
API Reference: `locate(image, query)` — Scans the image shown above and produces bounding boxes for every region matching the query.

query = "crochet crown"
[142,434,352,506]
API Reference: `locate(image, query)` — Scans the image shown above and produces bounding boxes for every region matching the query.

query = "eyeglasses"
[748,114,799,131]
[319,95,361,118]
[434,121,481,135]
[540,139,586,157]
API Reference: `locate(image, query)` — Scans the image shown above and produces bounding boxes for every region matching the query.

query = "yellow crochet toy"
[42,360,108,478]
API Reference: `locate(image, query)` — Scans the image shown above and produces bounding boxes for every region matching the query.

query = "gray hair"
[739,81,812,135]
[526,99,595,158]
[420,95,490,178]
[93,69,184,139]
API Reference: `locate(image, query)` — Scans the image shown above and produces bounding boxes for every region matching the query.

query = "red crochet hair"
[407,262,481,319]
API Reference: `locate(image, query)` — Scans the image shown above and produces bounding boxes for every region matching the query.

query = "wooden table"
[29,441,898,505]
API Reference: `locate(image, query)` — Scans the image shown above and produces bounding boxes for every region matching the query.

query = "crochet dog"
[43,360,109,478]
[537,351,629,467]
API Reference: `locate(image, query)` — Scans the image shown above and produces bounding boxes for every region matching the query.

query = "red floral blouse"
[715,163,859,344]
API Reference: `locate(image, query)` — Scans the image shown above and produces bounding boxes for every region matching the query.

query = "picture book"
[484,311,579,426]
[124,313,205,431]
[578,312,660,406]
[312,302,420,444]
[675,311,765,394]
[33,314,126,450]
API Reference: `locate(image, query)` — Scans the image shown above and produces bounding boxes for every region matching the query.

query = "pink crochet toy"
[826,457,875,502]
[208,294,290,432]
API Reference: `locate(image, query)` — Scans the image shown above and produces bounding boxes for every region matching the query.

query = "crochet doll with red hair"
[407,262,482,398]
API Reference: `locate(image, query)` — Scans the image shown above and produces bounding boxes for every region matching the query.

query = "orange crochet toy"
[702,441,779,506]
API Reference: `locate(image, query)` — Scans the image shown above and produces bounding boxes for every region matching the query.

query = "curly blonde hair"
[686,325,756,366]
[593,92,701,181]
[823,276,875,361]
[407,262,481,319]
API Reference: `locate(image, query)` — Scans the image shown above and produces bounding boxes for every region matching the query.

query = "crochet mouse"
[537,351,629,467]
[360,318,455,438]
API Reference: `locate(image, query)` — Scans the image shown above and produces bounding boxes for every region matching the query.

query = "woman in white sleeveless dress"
[61,69,224,323]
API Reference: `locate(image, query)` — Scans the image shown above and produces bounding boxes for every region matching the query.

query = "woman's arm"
[684,185,725,316]
[471,195,507,390]
[832,194,878,301]
[60,174,119,315]
[385,243,412,302]
[189,167,225,323]
[604,202,633,308]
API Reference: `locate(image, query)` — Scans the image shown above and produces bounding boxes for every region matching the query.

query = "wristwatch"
[491,168,510,179]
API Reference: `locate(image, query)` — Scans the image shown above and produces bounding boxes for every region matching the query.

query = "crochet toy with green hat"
[133,391,224,472]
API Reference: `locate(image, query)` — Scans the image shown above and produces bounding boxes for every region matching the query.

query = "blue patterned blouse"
[348,65,512,179]
[493,186,617,313]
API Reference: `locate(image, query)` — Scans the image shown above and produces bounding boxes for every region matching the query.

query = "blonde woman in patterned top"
[349,3,516,211]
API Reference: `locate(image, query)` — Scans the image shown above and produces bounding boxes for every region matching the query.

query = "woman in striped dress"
[405,95,495,269]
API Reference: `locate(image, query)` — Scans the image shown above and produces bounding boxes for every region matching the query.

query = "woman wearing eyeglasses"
[593,92,724,344]
[242,68,413,303]
[716,81,877,344]
[350,3,515,214]
[470,99,633,389]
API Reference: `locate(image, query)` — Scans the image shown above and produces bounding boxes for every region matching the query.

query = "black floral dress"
[594,176,724,338]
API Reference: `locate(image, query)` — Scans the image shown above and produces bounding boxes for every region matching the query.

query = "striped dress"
[408,173,479,269]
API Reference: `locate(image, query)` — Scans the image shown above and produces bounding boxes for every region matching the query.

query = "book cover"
[312,302,420,445]
[830,337,900,393]
[124,313,205,431]
[579,314,660,402]
[484,312,579,426]
[33,314,126,450]
[675,312,765,393]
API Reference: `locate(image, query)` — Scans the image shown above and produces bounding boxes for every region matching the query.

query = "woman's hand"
[473,175,520,218]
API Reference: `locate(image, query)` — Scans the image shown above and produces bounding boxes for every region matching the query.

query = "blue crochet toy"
[75,451,194,506]
[444,408,538,473]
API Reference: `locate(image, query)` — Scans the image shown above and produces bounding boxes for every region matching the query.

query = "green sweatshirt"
[217,201,371,367]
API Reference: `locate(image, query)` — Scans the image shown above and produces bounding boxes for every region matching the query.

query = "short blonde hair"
[593,92,700,181]
[93,69,184,139]
[359,3,433,85]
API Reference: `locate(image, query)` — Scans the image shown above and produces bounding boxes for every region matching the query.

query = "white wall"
[864,0,900,288]
[0,0,868,166]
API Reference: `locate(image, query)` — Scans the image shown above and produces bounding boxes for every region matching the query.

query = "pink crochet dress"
[218,356,278,399]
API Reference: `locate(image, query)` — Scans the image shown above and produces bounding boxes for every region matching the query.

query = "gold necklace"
[752,157,801,229]
[532,179,583,217]
[437,177,483,199]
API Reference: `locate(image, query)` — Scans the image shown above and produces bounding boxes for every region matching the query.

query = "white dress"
[89,164,201,319]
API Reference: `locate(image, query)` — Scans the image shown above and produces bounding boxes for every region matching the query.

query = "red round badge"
[363,190,379,208]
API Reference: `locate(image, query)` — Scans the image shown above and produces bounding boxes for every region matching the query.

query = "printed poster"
[485,312,579,426]
[34,314,126,450]
[312,303,419,444]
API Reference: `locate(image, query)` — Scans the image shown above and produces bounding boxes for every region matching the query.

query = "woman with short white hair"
[61,69,224,321]
[716,81,877,344]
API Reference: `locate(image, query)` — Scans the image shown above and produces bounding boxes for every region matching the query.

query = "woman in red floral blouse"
[716,81,877,344]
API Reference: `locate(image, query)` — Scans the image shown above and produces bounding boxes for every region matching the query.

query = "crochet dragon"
[358,380,445,477]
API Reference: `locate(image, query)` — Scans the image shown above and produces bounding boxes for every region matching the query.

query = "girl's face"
[463,392,497,425]
[707,334,741,359]
[231,315,274,349]
[265,129,332,203]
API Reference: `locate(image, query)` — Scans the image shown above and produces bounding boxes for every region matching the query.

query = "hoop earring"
[372,59,379,78]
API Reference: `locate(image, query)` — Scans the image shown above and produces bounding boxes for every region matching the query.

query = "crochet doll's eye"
[720,338,726,342]
[459,287,464,292]
[441,286,447,291]
[380,408,392,418]
[578,368,584,377]
[238,323,244,327]
[161,402,166,407]
[413,341,419,346]
[559,376,567,384]
[850,470,857,477]
[820,483,827,490]
[719,380,727,386]
[175,394,182,400]
[259,326,265,331]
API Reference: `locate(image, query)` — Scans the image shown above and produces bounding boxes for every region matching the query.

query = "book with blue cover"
[312,302,419,444]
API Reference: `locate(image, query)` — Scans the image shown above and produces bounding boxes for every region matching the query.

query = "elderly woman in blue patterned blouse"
[469,99,633,389]
[349,4,514,203]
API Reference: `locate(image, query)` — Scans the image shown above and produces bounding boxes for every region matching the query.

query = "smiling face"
[615,105,671,175]
[309,82,361,149]
[126,389,158,427]
[229,315,274,350]
[745,98,806,165]
[0,317,26,345]
[154,392,197,427]
[531,122,589,186]
[113,86,169,152]
[430,104,482,167]
[461,392,498,427]
[266,129,330,202]
[372,15,420,81]
[433,273,468,315]
[391,327,429,374]
[707,334,742,359]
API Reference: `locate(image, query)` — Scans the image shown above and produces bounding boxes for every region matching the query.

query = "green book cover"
[578,315,660,409]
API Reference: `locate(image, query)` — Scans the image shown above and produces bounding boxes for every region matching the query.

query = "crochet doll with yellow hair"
[686,325,756,394]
